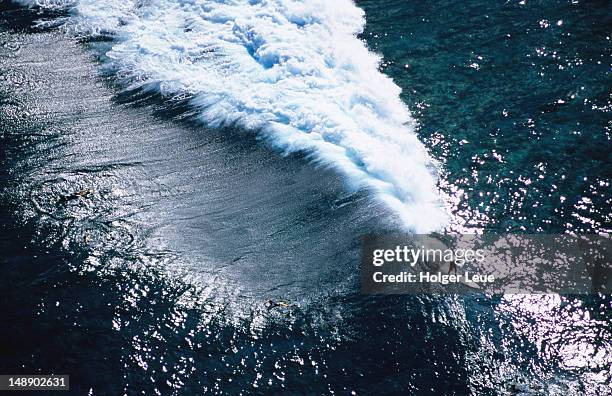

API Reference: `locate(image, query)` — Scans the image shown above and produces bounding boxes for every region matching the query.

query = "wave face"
[16,0,448,232]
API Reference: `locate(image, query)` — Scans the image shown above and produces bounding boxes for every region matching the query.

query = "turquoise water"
[0,1,610,395]
[360,0,611,233]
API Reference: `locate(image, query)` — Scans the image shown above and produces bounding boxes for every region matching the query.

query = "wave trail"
[14,0,449,232]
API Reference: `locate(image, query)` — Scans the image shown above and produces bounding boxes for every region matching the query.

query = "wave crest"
[14,0,449,232]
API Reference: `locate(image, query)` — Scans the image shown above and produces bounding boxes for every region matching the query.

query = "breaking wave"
[14,0,449,232]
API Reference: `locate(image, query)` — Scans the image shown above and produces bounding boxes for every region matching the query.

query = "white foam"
[15,0,449,232]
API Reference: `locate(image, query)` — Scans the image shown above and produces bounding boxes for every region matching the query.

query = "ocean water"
[0,0,610,395]
[358,0,611,234]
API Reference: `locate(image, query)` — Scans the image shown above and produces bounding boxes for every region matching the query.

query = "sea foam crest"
[14,0,449,232]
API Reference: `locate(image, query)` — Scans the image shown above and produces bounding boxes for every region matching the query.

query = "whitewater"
[14,0,449,232]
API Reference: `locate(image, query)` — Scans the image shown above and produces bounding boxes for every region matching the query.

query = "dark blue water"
[0,1,610,395]
[359,0,611,234]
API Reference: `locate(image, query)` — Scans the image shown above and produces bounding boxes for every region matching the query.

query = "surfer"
[59,188,94,203]
[447,260,457,275]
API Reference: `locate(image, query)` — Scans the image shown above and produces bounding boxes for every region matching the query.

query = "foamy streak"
[15,0,449,232]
